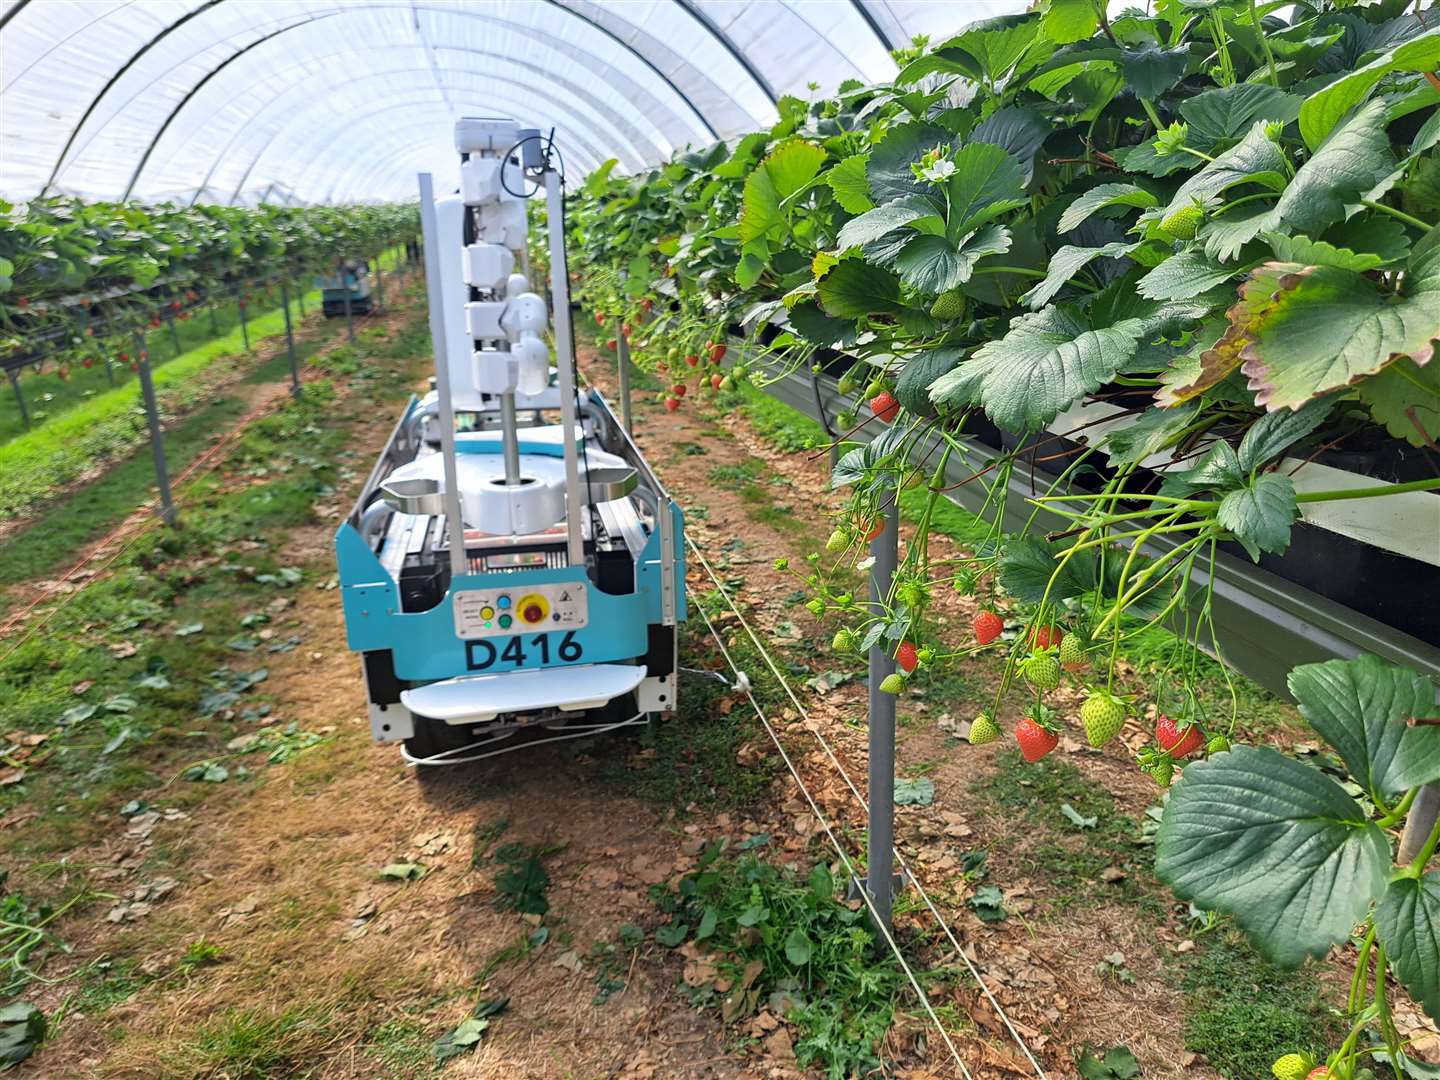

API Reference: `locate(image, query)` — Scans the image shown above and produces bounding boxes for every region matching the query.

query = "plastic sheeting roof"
[0,0,1016,205]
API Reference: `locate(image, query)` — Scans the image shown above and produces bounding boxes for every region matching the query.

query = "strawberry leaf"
[929,305,1143,431]
[1268,98,1396,235]
[1156,745,1390,967]
[1216,473,1298,560]
[1375,873,1440,1021]
[1235,253,1440,411]
[1057,183,1158,234]
[1287,654,1440,800]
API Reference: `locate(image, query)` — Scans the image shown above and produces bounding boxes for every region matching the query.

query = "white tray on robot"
[385,444,634,532]
[401,663,647,724]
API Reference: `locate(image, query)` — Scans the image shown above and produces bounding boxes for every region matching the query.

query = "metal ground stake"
[857,494,902,933]
[281,280,301,397]
[617,318,634,432]
[134,332,176,526]
[8,369,30,430]
[340,260,355,343]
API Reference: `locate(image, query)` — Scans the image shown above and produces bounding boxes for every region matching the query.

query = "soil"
[8,315,1436,1079]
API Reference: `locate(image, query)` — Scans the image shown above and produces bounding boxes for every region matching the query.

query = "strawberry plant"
[1158,654,1440,1078]
[568,0,1440,1066]
[571,0,1437,746]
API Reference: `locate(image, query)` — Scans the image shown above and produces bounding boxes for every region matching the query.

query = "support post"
[167,312,182,357]
[297,278,306,317]
[134,332,176,526]
[340,259,356,343]
[238,289,250,352]
[864,495,901,933]
[208,301,219,336]
[105,354,116,386]
[613,312,630,432]
[543,167,586,569]
[281,280,301,397]
[375,261,385,314]
[1399,784,1440,864]
[7,369,30,430]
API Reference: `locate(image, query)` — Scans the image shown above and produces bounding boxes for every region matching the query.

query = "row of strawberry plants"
[0,198,416,375]
[568,2,1439,1075]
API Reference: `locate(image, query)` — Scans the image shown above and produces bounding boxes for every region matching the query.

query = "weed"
[1174,929,1342,1079]
[492,844,555,916]
[177,938,224,975]
[651,840,904,1079]
[366,1019,437,1075]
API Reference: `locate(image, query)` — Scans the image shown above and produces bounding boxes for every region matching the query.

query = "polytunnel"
[0,0,1012,204]
[2,1,1439,1077]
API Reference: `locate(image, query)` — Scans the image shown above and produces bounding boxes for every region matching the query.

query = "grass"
[170,1003,336,1079]
[1174,930,1344,1079]
[365,1018,437,1075]
[601,607,780,814]
[973,749,1161,910]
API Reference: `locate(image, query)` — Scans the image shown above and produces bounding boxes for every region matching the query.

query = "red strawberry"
[685,354,700,367]
[859,517,884,542]
[708,342,726,363]
[82,357,94,369]
[16,297,28,309]
[595,312,606,326]
[118,352,128,362]
[1028,624,1064,650]
[974,610,1003,645]
[664,397,681,412]
[896,642,918,674]
[640,298,654,312]
[671,383,687,398]
[1156,715,1204,759]
[1306,1070,1328,1080]
[870,391,900,423]
[710,373,724,390]
[622,322,633,338]
[606,338,617,351]
[1015,717,1059,762]
[150,317,161,328]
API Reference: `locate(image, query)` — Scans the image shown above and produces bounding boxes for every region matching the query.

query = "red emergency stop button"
[517,594,549,625]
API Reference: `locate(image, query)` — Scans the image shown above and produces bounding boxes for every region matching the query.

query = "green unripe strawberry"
[832,628,857,652]
[879,673,906,694]
[837,372,857,396]
[826,528,849,553]
[1022,653,1061,691]
[837,409,857,427]
[806,598,826,616]
[968,714,1000,745]
[720,376,736,391]
[1272,1054,1310,1080]
[917,646,935,665]
[952,568,977,595]
[1149,758,1175,787]
[929,288,967,320]
[774,557,789,570]
[1206,734,1231,754]
[1058,633,1086,669]
[1080,691,1127,747]
[898,581,927,610]
[1159,203,1204,240]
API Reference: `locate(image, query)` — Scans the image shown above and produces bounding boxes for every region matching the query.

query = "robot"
[335,118,685,768]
